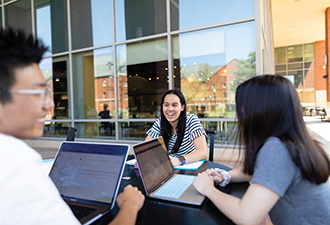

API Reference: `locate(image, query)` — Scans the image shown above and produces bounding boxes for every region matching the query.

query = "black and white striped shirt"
[146,114,206,157]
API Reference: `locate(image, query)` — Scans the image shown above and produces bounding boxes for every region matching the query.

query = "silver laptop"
[132,137,205,205]
[49,141,129,225]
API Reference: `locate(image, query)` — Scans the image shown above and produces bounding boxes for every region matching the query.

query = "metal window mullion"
[111,0,119,141]
[31,0,35,36]
[166,0,173,89]
[2,1,4,28]
[67,0,74,128]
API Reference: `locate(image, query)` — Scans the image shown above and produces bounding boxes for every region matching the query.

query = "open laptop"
[49,141,129,225]
[132,137,205,205]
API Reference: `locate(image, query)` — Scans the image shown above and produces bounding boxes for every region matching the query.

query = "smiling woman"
[145,89,207,167]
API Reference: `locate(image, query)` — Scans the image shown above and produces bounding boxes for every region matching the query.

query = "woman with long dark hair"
[145,89,207,166]
[193,75,330,224]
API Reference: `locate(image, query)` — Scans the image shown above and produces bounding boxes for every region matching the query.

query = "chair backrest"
[66,127,77,141]
[205,129,216,162]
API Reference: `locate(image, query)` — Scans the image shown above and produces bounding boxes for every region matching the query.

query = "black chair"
[205,129,216,162]
[66,127,77,141]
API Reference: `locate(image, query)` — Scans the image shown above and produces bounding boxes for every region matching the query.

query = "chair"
[205,129,216,162]
[66,127,77,141]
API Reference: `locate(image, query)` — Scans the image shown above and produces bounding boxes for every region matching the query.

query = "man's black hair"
[0,27,48,104]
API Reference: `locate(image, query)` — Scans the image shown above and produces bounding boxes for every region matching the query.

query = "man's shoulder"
[0,133,23,144]
[0,133,40,159]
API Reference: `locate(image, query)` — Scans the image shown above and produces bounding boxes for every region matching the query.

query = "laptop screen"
[49,142,128,204]
[133,137,173,193]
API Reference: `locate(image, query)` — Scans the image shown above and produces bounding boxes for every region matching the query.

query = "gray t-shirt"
[251,137,330,225]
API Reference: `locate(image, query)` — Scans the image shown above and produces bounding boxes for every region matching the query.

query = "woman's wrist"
[203,185,217,197]
[214,168,231,187]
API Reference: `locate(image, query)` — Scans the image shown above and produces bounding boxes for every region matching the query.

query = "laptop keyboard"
[69,204,97,220]
[154,175,195,199]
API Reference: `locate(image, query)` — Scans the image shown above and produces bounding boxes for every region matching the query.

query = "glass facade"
[34,0,68,55]
[275,43,315,109]
[1,0,274,145]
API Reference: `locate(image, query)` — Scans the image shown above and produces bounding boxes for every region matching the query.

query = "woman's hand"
[205,168,224,185]
[193,171,216,196]
[168,155,181,167]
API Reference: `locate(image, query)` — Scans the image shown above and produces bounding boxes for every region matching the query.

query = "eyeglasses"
[9,86,52,107]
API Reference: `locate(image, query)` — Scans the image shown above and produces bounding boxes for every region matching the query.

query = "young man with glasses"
[0,28,144,225]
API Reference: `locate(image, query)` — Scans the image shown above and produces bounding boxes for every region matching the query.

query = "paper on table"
[173,160,205,171]
[126,158,136,166]
[126,158,205,170]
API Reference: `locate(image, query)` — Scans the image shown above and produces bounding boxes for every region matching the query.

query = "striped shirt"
[146,114,206,157]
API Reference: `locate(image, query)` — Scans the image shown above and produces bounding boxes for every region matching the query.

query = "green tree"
[230,51,256,93]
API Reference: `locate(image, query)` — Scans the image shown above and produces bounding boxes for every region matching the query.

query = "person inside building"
[0,27,144,225]
[145,89,208,166]
[193,75,330,225]
[99,103,112,135]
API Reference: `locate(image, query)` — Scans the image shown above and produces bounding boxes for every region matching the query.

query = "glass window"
[71,0,113,50]
[4,0,32,35]
[72,47,114,120]
[275,47,286,64]
[304,62,313,69]
[276,71,286,76]
[304,68,315,89]
[275,64,286,71]
[116,38,168,119]
[40,56,70,120]
[288,63,303,70]
[173,21,255,118]
[40,56,71,138]
[118,122,152,140]
[287,45,303,63]
[0,8,2,28]
[304,43,314,61]
[170,0,254,31]
[43,121,71,138]
[75,122,115,138]
[201,121,237,144]
[287,70,303,89]
[114,0,166,42]
[35,0,68,55]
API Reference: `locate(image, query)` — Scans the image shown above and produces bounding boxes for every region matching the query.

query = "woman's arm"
[229,166,252,183]
[169,135,208,166]
[193,172,280,225]
[145,135,153,142]
[205,167,252,184]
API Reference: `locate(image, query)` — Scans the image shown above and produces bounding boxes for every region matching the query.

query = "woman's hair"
[235,75,330,184]
[160,89,187,154]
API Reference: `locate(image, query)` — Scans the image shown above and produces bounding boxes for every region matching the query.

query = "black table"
[93,161,249,225]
